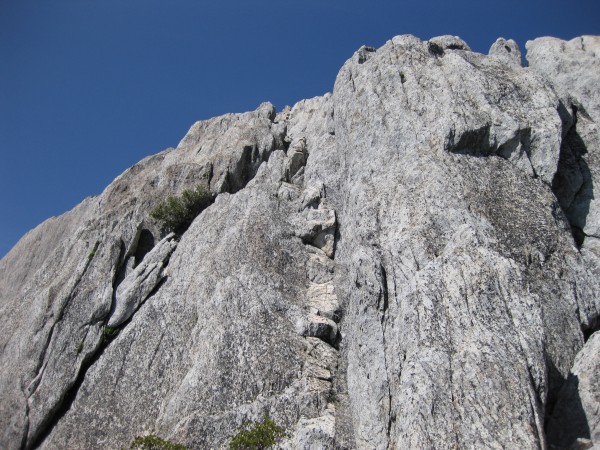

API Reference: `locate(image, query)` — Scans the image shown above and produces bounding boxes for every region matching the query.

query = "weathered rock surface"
[1,34,599,450]
[527,35,600,450]
[489,37,522,66]
[0,103,289,449]
[107,232,178,328]
[527,36,600,257]
[546,331,600,449]
[332,34,598,450]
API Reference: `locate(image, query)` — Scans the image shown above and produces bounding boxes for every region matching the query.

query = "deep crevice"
[26,247,99,398]
[206,162,214,189]
[134,229,155,268]
[571,226,586,248]
[28,275,169,450]
[379,265,389,323]
[282,136,291,154]
[303,321,339,348]
[27,233,175,448]
[543,356,568,432]
[231,145,254,193]
[551,105,593,248]
[221,136,284,196]
[545,372,591,449]
[107,240,129,320]
[112,240,128,291]
[28,335,106,449]
[20,403,29,450]
[378,263,393,444]
[582,320,600,343]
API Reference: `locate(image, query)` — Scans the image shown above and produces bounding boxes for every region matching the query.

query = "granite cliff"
[1,34,600,449]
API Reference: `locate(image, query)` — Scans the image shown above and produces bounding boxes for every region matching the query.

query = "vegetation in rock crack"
[102,325,119,343]
[76,340,84,354]
[127,434,187,450]
[150,184,212,234]
[229,415,286,450]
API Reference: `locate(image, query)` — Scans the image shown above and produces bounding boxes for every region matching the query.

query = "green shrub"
[87,241,99,262]
[128,434,187,450]
[102,325,119,343]
[229,415,286,450]
[150,185,212,234]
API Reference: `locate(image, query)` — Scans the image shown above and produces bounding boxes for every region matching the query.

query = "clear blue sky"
[1,0,599,258]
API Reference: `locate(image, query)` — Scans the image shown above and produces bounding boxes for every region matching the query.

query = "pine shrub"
[229,416,286,450]
[150,185,212,234]
[128,434,187,450]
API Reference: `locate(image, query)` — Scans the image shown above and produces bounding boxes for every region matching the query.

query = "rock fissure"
[30,261,173,450]
[380,315,393,447]
[26,249,99,400]
[27,324,110,450]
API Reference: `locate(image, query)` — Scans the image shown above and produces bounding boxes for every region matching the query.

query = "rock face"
[527,36,600,261]
[527,35,600,450]
[1,34,600,450]
[546,330,600,449]
[489,37,522,66]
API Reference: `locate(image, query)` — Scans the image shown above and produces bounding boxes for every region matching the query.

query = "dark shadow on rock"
[551,105,593,248]
[134,229,155,267]
[582,320,600,343]
[28,275,169,450]
[545,358,591,449]
[545,357,568,426]
[446,125,492,156]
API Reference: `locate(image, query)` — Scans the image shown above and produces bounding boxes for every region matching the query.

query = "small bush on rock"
[229,415,286,450]
[150,185,212,234]
[128,434,187,450]
[102,325,119,343]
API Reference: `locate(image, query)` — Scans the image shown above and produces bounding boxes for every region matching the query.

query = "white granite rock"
[1,34,600,450]
[331,34,598,449]
[489,37,522,66]
[527,36,600,253]
[528,35,600,450]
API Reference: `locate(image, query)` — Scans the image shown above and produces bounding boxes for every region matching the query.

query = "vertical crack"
[25,258,172,449]
[551,104,592,248]
[26,242,99,398]
[27,332,104,450]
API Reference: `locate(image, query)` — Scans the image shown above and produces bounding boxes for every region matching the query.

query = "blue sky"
[1,0,599,258]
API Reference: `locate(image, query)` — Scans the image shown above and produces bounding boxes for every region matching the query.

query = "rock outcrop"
[527,35,600,450]
[1,34,599,450]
